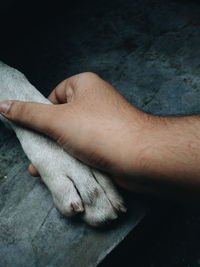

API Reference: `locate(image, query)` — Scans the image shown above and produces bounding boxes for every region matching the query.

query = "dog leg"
[0,62,126,226]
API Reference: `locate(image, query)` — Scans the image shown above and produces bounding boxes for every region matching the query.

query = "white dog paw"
[54,158,127,227]
[33,146,126,226]
[49,175,84,217]
[81,169,127,226]
[0,61,126,226]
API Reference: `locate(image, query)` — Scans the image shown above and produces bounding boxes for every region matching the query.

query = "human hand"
[0,72,148,187]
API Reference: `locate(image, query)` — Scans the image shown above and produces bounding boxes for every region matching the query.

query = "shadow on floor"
[100,204,200,267]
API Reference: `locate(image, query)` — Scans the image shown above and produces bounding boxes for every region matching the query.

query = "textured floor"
[0,0,200,266]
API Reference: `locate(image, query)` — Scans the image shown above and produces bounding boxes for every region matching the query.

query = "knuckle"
[78,72,99,80]
[11,101,26,119]
[20,103,33,120]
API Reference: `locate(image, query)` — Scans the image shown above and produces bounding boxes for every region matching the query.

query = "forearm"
[115,112,200,202]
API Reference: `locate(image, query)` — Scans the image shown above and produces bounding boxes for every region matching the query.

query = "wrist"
[126,111,158,177]
[110,107,156,178]
[113,111,164,190]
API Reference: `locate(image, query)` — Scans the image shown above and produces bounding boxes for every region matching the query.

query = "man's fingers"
[28,164,44,184]
[48,79,74,104]
[48,74,80,104]
[0,100,61,138]
[28,163,40,177]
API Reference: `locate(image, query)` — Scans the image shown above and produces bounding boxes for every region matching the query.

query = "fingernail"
[0,101,12,115]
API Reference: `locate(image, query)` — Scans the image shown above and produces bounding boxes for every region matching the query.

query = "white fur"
[0,62,126,226]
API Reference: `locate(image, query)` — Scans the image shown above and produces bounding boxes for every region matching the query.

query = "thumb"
[0,100,61,138]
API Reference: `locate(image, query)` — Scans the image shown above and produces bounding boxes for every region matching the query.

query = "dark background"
[1,0,200,266]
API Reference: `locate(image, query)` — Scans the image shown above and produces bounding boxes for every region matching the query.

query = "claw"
[70,202,84,213]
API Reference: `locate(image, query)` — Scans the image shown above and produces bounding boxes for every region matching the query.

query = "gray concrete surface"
[0,0,200,266]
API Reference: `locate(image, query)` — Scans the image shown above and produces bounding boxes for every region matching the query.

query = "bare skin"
[1,72,200,202]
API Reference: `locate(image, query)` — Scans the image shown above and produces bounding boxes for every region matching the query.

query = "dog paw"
[32,144,126,227]
[66,164,127,227]
[0,61,126,226]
